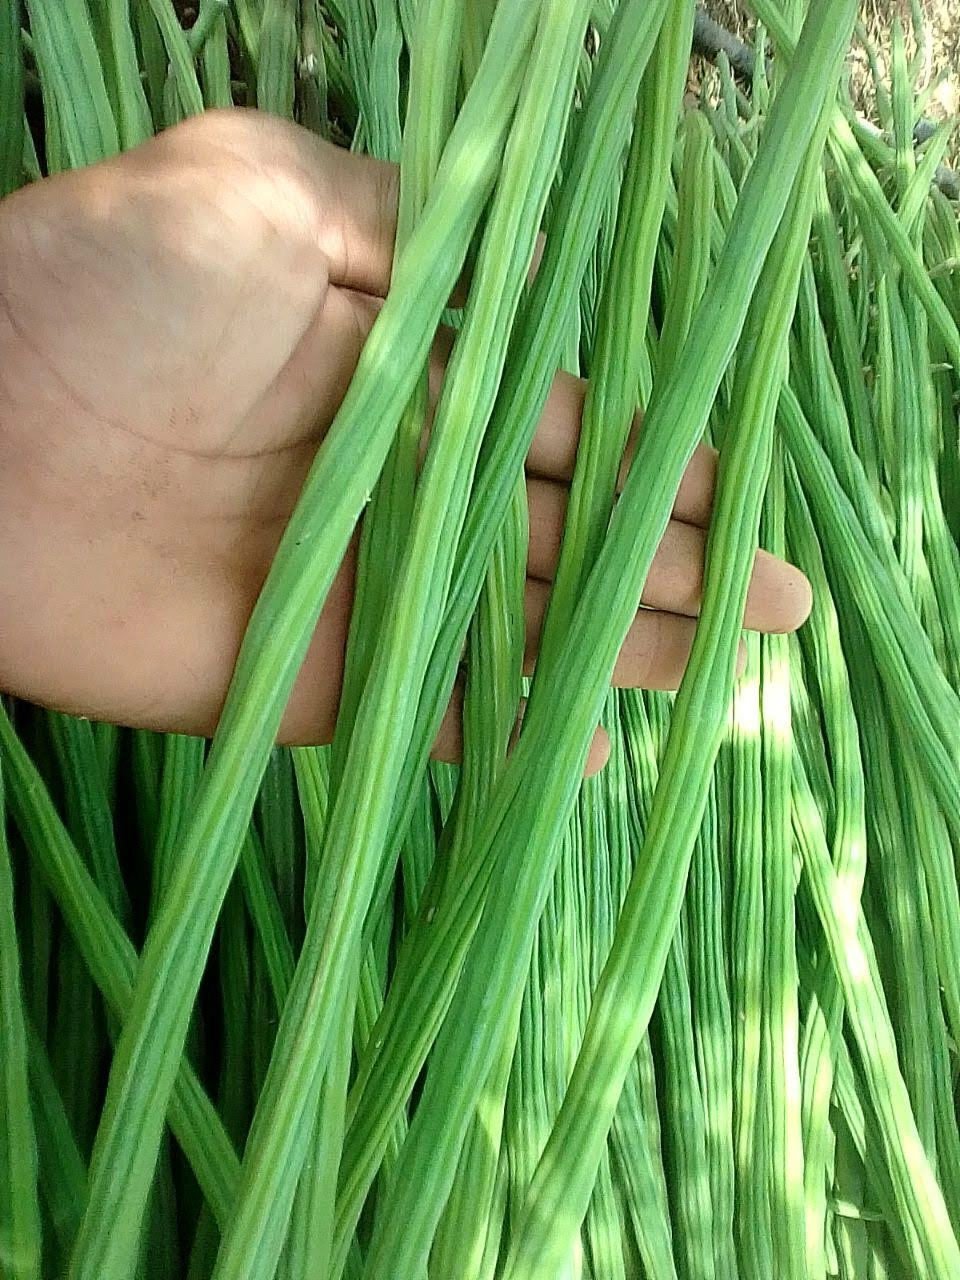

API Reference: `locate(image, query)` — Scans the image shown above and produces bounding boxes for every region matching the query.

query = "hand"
[0,110,811,769]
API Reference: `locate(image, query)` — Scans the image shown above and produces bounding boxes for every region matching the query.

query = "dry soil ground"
[700,0,960,125]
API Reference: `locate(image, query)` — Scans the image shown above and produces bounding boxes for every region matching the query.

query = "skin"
[0,109,811,771]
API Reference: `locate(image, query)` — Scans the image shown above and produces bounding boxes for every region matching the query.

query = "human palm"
[0,110,810,766]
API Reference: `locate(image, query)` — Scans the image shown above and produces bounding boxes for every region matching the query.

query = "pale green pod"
[0,757,42,1280]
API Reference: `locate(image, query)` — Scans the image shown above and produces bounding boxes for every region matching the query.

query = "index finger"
[282,120,400,296]
[525,369,719,529]
[281,114,542,302]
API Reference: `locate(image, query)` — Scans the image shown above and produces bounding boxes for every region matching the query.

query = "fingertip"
[584,726,611,777]
[528,231,546,283]
[746,550,814,634]
[778,563,814,633]
[430,679,464,764]
[672,442,718,527]
[736,638,748,677]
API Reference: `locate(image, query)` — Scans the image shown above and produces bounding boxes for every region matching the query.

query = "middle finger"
[525,476,810,634]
